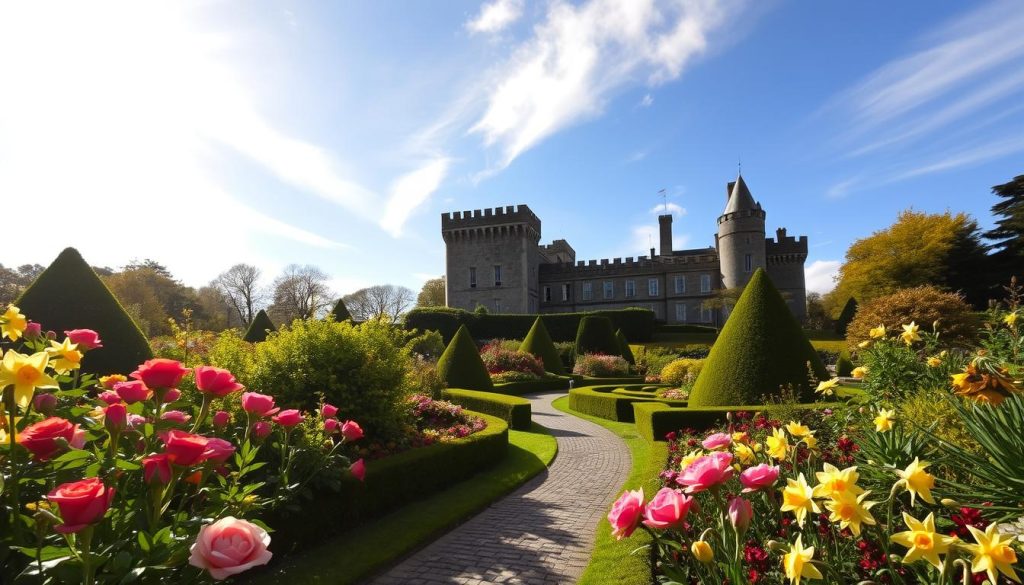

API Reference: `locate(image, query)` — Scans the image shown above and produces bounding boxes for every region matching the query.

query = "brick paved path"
[367,390,631,585]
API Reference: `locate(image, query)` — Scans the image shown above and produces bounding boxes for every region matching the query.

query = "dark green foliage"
[986,174,1024,263]
[330,298,352,321]
[835,298,858,336]
[243,309,276,343]
[491,376,571,395]
[690,269,828,407]
[442,389,531,429]
[633,401,841,443]
[403,307,656,344]
[436,325,493,391]
[519,317,565,375]
[616,329,635,365]
[835,350,854,377]
[16,247,152,375]
[574,316,619,356]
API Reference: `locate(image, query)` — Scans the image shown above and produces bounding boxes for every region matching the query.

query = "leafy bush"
[480,342,544,377]
[660,358,705,387]
[616,329,635,364]
[207,329,256,385]
[846,285,979,351]
[405,328,445,359]
[835,350,854,377]
[520,316,565,375]
[406,394,487,442]
[634,346,678,379]
[574,315,620,356]
[436,325,493,392]
[490,370,539,383]
[408,355,445,399]
[573,353,632,377]
[554,341,576,370]
[243,309,276,343]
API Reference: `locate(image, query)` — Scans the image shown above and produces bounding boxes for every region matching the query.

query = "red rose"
[341,420,364,441]
[272,409,303,428]
[194,366,244,397]
[115,380,151,404]
[64,329,103,351]
[163,430,209,466]
[104,403,128,433]
[19,417,81,461]
[349,458,366,482]
[131,359,190,390]
[203,438,235,464]
[142,453,173,485]
[47,478,115,533]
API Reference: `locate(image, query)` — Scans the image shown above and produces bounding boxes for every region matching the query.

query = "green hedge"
[491,376,571,395]
[568,385,683,422]
[574,375,647,386]
[633,402,843,443]
[437,325,493,391]
[404,307,655,344]
[269,412,508,549]
[656,324,718,334]
[442,389,531,430]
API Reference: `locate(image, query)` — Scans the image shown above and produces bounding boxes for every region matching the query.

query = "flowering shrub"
[573,353,632,377]
[490,370,540,384]
[661,358,704,387]
[479,342,544,379]
[406,394,487,442]
[656,387,690,401]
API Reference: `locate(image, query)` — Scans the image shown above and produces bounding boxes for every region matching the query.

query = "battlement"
[539,239,576,264]
[442,204,541,234]
[538,250,719,276]
[766,227,808,257]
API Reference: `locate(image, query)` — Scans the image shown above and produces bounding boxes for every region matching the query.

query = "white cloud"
[379,158,451,237]
[470,0,737,169]
[626,149,649,163]
[466,0,525,35]
[639,93,654,107]
[805,260,840,295]
[650,202,686,216]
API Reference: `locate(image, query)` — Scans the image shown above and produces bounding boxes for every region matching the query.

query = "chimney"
[649,247,656,259]
[658,214,673,256]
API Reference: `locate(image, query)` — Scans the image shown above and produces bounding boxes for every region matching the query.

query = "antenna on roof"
[738,156,742,176]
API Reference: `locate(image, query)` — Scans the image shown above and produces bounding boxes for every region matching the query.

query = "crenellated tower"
[715,174,767,291]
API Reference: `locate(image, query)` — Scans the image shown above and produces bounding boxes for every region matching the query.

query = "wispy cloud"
[888,136,1024,182]
[805,260,840,295]
[380,158,451,237]
[639,93,654,107]
[650,202,686,216]
[466,0,525,35]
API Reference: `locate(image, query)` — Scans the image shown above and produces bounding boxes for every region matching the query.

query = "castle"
[441,175,808,324]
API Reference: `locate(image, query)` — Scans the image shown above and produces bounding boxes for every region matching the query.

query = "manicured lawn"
[249,422,558,585]
[810,339,847,353]
[551,396,668,585]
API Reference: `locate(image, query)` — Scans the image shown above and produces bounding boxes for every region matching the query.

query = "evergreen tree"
[985,174,1024,280]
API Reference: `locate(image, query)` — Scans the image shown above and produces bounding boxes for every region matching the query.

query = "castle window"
[648,278,659,297]
[674,275,685,294]
[675,303,686,322]
[469,267,477,288]
[625,280,636,298]
[603,281,614,299]
[582,281,593,301]
[543,286,551,302]
[493,265,502,286]
[561,284,570,301]
[700,273,711,293]
[701,303,712,323]
[744,253,752,273]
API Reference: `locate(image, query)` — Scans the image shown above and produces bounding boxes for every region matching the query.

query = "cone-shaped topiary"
[616,329,635,365]
[330,298,352,322]
[519,316,565,375]
[16,247,152,375]
[835,297,858,336]
[689,269,827,406]
[574,315,620,356]
[835,350,854,377]
[243,309,276,343]
[436,325,493,391]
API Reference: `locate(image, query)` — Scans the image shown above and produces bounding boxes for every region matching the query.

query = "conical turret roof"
[723,174,760,215]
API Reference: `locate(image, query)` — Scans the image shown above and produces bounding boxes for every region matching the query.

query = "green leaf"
[51,449,92,463]
[114,459,141,471]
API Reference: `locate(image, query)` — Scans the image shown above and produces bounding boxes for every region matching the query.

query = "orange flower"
[951,362,1019,405]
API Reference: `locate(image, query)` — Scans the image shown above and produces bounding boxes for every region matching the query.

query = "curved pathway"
[368,390,631,585]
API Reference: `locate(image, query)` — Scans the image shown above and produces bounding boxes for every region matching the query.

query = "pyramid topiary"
[574,315,620,356]
[436,325,493,391]
[835,297,858,336]
[616,329,635,365]
[16,247,152,375]
[519,316,565,375]
[243,309,276,343]
[689,269,827,406]
[330,298,352,322]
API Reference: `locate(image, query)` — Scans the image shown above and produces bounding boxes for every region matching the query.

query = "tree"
[804,292,831,331]
[267,264,333,323]
[342,284,414,323]
[103,263,200,336]
[985,174,1024,278]
[0,263,43,305]
[416,277,446,308]
[214,264,265,326]
[193,285,243,331]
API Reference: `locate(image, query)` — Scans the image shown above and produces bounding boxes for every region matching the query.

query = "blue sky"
[1,0,1021,297]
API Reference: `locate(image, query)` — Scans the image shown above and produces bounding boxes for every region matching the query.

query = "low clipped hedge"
[575,375,646,386]
[633,402,843,443]
[656,324,717,334]
[404,307,656,344]
[492,376,572,395]
[270,412,508,549]
[568,385,682,422]
[442,389,532,430]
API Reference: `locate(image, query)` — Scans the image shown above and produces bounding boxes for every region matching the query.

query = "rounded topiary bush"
[660,358,704,387]
[16,247,152,375]
[436,325,493,391]
[243,309,276,343]
[689,269,828,406]
[574,315,619,356]
[835,351,854,377]
[845,285,979,351]
[520,316,565,375]
[616,329,635,365]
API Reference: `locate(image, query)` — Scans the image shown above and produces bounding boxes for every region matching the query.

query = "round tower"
[716,175,766,290]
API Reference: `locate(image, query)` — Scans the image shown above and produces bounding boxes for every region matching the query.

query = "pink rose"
[340,420,363,441]
[642,487,692,530]
[131,358,190,390]
[142,453,173,485]
[701,432,732,450]
[115,380,151,404]
[19,417,82,461]
[47,477,115,534]
[212,411,231,428]
[160,410,191,425]
[65,329,103,351]
[97,390,122,405]
[163,430,209,466]
[104,403,128,432]
[350,458,366,481]
[251,421,272,440]
[127,414,147,428]
[203,438,236,464]
[322,403,338,419]
[33,392,57,414]
[195,366,244,397]
[739,464,780,493]
[241,392,279,418]
[188,516,272,580]
[677,452,734,494]
[324,418,339,433]
[162,388,181,403]
[272,409,303,428]
[728,497,753,532]
[607,488,644,540]
[24,322,42,340]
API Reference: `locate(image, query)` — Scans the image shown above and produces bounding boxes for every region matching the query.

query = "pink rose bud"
[728,497,753,533]
[162,388,181,403]
[212,411,231,428]
[608,488,644,540]
[202,438,236,464]
[324,418,339,433]
[45,330,57,341]
[97,390,121,405]
[142,453,173,485]
[341,420,364,441]
[701,432,732,450]
[739,464,780,493]
[321,403,338,419]
[24,322,42,340]
[160,410,191,425]
[252,421,272,440]
[677,452,734,494]
[272,409,303,428]
[194,366,244,397]
[349,458,366,482]
[241,392,279,418]
[127,414,147,428]
[104,403,128,433]
[642,487,692,531]
[130,358,189,390]
[64,329,103,351]
[115,381,151,404]
[33,392,57,414]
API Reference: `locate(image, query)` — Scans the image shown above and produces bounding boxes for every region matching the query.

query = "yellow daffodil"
[869,324,886,339]
[680,449,704,470]
[900,322,921,345]
[926,356,942,368]
[46,338,83,375]
[874,409,895,433]
[781,473,820,527]
[1,305,28,341]
[964,523,1021,584]
[732,431,750,444]
[802,434,818,450]
[1005,312,1019,327]
[786,421,811,437]
[816,378,840,396]
[851,366,867,378]
[897,458,936,506]
[691,540,713,564]
[824,491,878,536]
[890,512,957,570]
[767,427,790,460]
[858,340,872,349]
[0,350,60,409]
[951,362,1020,406]
[734,442,756,465]
[783,534,823,584]
[99,374,127,389]
[813,463,865,500]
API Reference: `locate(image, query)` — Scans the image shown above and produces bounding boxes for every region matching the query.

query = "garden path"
[367,390,631,585]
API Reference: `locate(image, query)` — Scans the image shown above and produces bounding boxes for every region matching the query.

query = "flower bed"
[441,389,532,430]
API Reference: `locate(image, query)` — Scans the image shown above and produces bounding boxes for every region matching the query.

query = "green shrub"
[616,329,635,365]
[660,358,704,387]
[568,385,680,422]
[243,309,276,343]
[689,269,828,406]
[405,329,445,360]
[835,350,854,377]
[207,329,256,384]
[575,315,619,356]
[330,298,352,321]
[403,307,656,343]
[442,389,531,429]
[573,354,631,377]
[634,346,677,378]
[520,317,565,375]
[480,343,544,376]
[491,376,571,395]
[834,297,858,336]
[436,325,493,392]
[845,285,979,350]
[16,247,152,375]
[246,318,414,438]
[554,341,575,370]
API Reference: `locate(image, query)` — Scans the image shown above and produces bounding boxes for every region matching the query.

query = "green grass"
[249,423,558,585]
[810,339,847,353]
[551,396,667,585]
